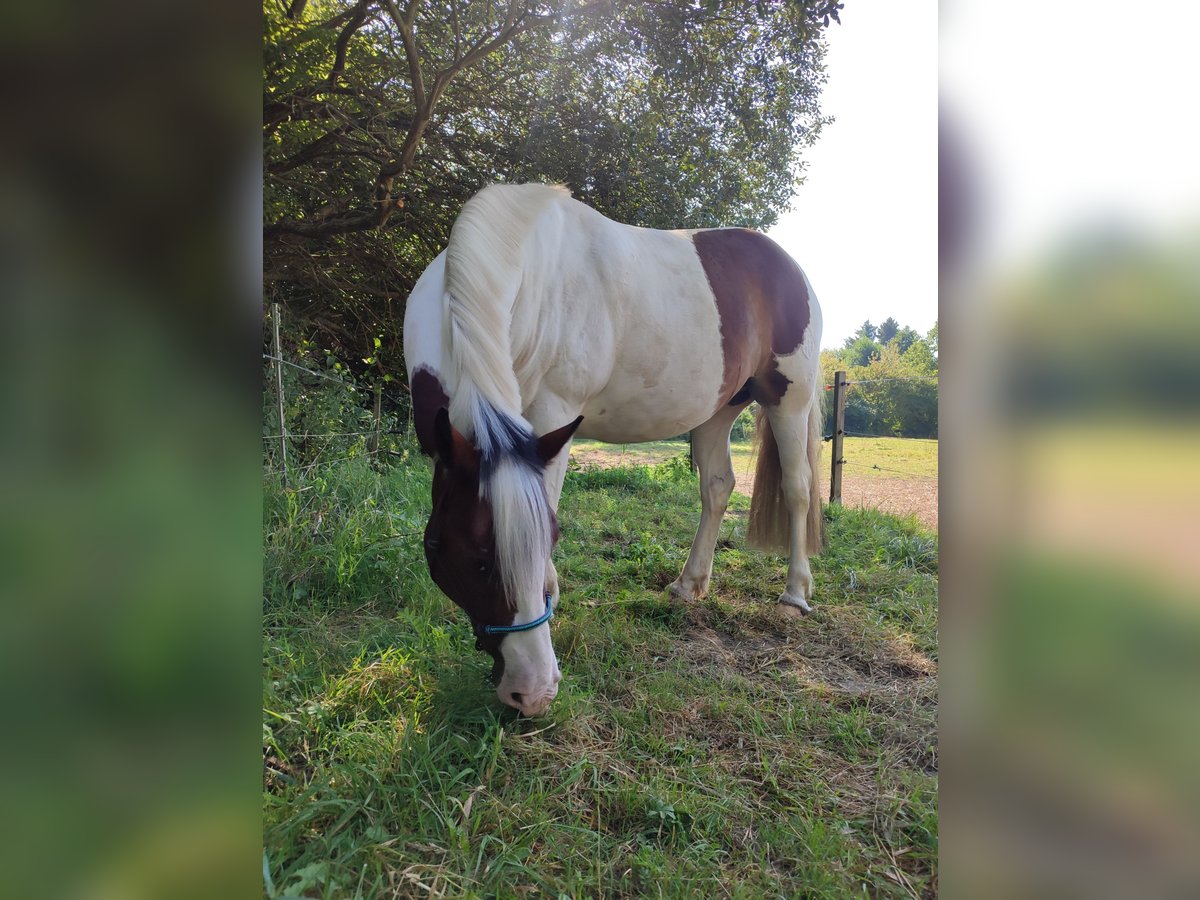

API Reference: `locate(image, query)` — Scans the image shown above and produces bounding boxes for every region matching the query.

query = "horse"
[403,184,823,717]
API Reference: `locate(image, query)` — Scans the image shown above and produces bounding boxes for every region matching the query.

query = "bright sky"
[767,3,938,351]
[938,1,1200,269]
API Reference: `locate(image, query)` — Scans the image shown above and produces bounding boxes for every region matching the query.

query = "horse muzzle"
[497,667,561,717]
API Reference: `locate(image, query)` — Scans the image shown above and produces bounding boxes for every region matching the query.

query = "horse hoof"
[778,593,812,617]
[668,580,701,602]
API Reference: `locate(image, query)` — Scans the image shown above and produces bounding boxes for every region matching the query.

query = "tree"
[826,316,938,438]
[902,338,938,377]
[846,320,878,344]
[878,316,899,345]
[926,321,938,356]
[892,325,920,354]
[842,334,880,368]
[264,0,843,390]
[849,344,937,437]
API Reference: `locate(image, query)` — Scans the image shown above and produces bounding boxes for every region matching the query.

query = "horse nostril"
[511,692,523,705]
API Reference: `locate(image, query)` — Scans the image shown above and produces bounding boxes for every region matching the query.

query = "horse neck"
[446,328,550,619]
[443,186,564,429]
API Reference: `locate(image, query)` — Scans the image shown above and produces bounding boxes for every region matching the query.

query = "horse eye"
[424,537,439,553]
[478,563,490,575]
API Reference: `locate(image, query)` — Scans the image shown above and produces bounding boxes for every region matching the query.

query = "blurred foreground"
[941,29,1200,891]
[1,1,260,896]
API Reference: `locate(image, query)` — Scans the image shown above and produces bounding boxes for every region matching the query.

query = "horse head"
[424,407,580,716]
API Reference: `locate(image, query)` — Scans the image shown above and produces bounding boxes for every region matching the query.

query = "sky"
[938,1,1200,270]
[767,3,938,351]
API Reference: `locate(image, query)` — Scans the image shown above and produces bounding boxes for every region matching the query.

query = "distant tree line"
[820,318,938,438]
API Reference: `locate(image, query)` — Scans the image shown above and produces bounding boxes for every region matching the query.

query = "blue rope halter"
[480,592,554,635]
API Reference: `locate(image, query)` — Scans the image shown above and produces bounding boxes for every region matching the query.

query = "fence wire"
[263,348,417,481]
[262,353,413,408]
[264,449,384,479]
[263,352,937,486]
[841,460,933,479]
[845,375,938,385]
[842,430,938,442]
[263,429,388,441]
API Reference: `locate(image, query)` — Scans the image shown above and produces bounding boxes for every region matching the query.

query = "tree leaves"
[263,0,837,391]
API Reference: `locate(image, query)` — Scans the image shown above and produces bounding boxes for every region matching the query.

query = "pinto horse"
[404,184,823,716]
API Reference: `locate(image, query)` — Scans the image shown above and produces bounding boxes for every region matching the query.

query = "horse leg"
[668,404,744,601]
[764,394,821,615]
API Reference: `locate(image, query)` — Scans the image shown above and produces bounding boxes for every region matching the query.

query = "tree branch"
[271,0,623,239]
[328,1,371,86]
[451,0,461,61]
[381,0,426,109]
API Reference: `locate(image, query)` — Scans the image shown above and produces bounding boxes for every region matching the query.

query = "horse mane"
[442,183,569,613]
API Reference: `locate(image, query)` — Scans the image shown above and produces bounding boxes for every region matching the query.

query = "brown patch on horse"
[412,365,450,456]
[425,459,515,641]
[425,410,514,637]
[691,229,812,407]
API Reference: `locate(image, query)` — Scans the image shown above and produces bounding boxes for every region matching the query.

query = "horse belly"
[575,294,726,443]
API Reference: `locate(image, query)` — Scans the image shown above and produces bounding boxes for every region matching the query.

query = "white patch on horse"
[403,249,449,394]
[496,621,561,717]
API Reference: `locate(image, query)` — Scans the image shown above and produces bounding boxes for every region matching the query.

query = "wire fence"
[842,460,931,478]
[844,375,938,385]
[262,308,416,482]
[842,430,938,442]
[263,315,938,526]
[822,372,938,481]
[262,352,413,407]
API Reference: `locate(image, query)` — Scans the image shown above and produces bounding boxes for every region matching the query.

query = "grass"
[572,435,938,480]
[264,442,938,898]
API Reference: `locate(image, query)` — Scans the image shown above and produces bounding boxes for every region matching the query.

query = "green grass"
[264,442,938,898]
[572,435,938,480]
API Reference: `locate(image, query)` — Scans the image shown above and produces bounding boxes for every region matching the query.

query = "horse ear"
[536,415,584,464]
[434,408,479,473]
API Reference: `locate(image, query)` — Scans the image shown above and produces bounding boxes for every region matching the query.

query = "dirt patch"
[572,447,670,470]
[673,599,936,704]
[814,470,939,532]
[667,614,938,778]
[732,464,938,532]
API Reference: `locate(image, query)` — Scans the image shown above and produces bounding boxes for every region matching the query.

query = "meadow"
[571,436,939,481]
[571,436,939,531]
[263,443,938,898]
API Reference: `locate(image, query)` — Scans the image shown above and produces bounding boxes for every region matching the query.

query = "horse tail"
[805,388,825,555]
[747,406,788,552]
[746,393,825,556]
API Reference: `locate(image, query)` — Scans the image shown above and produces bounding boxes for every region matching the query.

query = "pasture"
[572,436,939,530]
[263,445,938,898]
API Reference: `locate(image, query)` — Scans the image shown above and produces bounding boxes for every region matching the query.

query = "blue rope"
[481,592,554,634]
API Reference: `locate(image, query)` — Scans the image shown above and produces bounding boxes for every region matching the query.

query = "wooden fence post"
[369,380,383,456]
[830,370,846,504]
[271,302,288,481]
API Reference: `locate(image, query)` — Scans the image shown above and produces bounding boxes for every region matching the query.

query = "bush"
[730,405,757,442]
